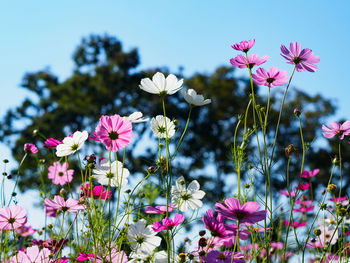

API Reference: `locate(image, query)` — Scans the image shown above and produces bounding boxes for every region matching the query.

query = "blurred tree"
[0,34,347,204]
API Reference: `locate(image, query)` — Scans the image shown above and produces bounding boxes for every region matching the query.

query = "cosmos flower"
[283,221,307,228]
[44,138,63,149]
[181,89,211,106]
[145,204,174,214]
[44,195,85,213]
[0,205,27,230]
[152,213,185,232]
[47,161,74,186]
[230,53,268,69]
[94,114,133,152]
[300,169,320,178]
[93,160,129,187]
[252,67,289,88]
[171,176,205,212]
[231,39,255,52]
[24,143,38,154]
[56,130,89,157]
[17,225,36,237]
[204,250,245,263]
[280,42,320,72]
[150,115,176,139]
[80,183,112,200]
[123,112,149,123]
[139,72,183,96]
[215,198,266,225]
[8,245,51,263]
[127,219,162,254]
[322,121,350,140]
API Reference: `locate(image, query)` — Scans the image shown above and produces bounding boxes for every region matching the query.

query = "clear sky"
[0,0,349,227]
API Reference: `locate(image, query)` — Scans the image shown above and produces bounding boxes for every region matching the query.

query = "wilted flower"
[139,72,183,96]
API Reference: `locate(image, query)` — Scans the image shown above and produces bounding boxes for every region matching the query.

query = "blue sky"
[0,0,349,227]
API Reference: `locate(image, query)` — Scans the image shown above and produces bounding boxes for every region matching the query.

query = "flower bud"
[199,230,206,236]
[32,129,39,136]
[327,184,337,194]
[3,159,9,163]
[314,228,321,236]
[293,107,301,117]
[59,189,66,196]
[198,237,207,247]
[147,166,156,174]
[332,156,340,166]
[7,174,12,179]
[124,189,131,194]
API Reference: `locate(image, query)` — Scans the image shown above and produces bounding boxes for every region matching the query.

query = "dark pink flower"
[145,204,174,214]
[231,39,255,53]
[330,196,348,203]
[293,204,314,213]
[279,190,296,197]
[322,121,350,140]
[300,169,319,178]
[283,221,307,228]
[252,67,289,88]
[81,184,112,200]
[44,138,63,149]
[0,205,27,230]
[280,42,320,72]
[24,143,38,154]
[205,250,245,263]
[76,252,95,261]
[95,114,133,152]
[152,213,185,232]
[17,225,35,237]
[202,209,227,238]
[215,198,266,225]
[230,53,268,69]
[44,195,85,213]
[48,161,74,186]
[296,183,310,191]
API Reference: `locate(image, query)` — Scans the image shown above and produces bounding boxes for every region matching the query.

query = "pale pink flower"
[0,205,26,230]
[279,190,296,197]
[145,204,174,214]
[95,114,133,152]
[280,42,320,72]
[9,245,51,263]
[44,195,85,213]
[231,39,255,52]
[152,213,185,232]
[322,121,350,140]
[17,225,36,237]
[300,169,319,178]
[230,53,268,69]
[24,143,38,154]
[252,67,289,88]
[48,161,74,186]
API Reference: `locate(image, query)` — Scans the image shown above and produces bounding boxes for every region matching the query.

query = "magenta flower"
[44,138,63,149]
[17,225,36,237]
[95,114,133,152]
[44,195,85,213]
[296,183,310,191]
[205,250,245,263]
[81,183,112,200]
[322,121,350,140]
[0,205,27,230]
[10,245,51,263]
[230,53,268,69]
[280,42,320,72]
[279,190,296,197]
[215,198,266,225]
[24,143,38,154]
[48,161,74,186]
[152,213,185,232]
[252,67,289,88]
[293,203,314,213]
[145,204,174,214]
[231,39,255,53]
[300,169,319,178]
[76,252,95,261]
[330,196,348,203]
[283,221,307,228]
[202,209,227,238]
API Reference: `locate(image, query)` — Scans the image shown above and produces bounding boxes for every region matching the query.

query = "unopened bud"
[199,230,206,236]
[314,228,321,236]
[124,189,131,194]
[59,189,66,196]
[293,107,301,117]
[198,237,207,247]
[3,159,9,163]
[32,129,39,136]
[147,166,156,174]
[327,184,337,194]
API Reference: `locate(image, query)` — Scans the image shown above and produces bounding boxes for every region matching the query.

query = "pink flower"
[215,198,266,225]
[48,161,74,186]
[230,54,268,69]
[296,183,310,191]
[322,121,350,140]
[280,42,320,72]
[293,204,314,213]
[252,67,289,88]
[17,225,35,237]
[152,213,185,232]
[231,39,255,53]
[80,184,112,200]
[283,221,307,228]
[205,250,245,263]
[9,245,51,263]
[24,143,38,154]
[202,209,227,238]
[95,114,133,152]
[0,205,26,230]
[330,196,348,203]
[279,190,296,197]
[145,204,174,214]
[44,195,85,213]
[300,169,319,178]
[44,138,63,149]
[76,252,96,261]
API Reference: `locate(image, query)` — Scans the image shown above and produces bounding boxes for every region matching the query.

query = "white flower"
[151,116,176,139]
[181,89,211,106]
[171,176,205,212]
[128,251,167,263]
[139,72,183,95]
[123,112,149,123]
[56,130,88,157]
[93,160,129,187]
[128,219,161,254]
